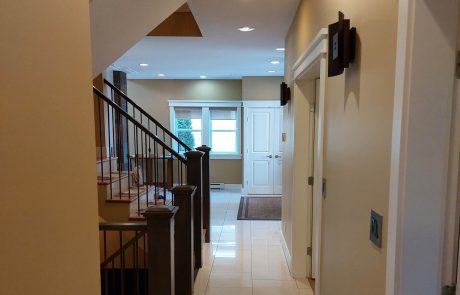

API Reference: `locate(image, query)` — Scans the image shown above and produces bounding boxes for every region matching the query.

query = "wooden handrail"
[93,86,187,164]
[103,79,191,152]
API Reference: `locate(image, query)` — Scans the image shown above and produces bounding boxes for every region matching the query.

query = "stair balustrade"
[94,84,212,295]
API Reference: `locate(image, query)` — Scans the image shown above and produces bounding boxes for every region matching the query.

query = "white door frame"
[386,0,460,294]
[287,28,328,294]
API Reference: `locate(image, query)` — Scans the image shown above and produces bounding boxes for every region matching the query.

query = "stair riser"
[96,158,119,177]
[98,175,131,199]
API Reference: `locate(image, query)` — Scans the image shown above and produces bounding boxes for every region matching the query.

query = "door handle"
[267,155,273,158]
[275,155,281,159]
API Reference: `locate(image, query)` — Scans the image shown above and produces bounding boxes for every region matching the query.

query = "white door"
[245,107,283,195]
[246,108,275,194]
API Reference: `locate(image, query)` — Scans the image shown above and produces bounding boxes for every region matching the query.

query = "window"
[174,107,202,152]
[210,108,238,154]
[169,101,242,159]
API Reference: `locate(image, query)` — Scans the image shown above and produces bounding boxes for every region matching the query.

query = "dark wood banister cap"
[142,205,178,219]
[196,145,212,153]
[185,150,204,159]
[170,185,197,196]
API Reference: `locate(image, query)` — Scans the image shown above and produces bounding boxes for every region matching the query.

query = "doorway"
[243,101,283,195]
[307,78,320,280]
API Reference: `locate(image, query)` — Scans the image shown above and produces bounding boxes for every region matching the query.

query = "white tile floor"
[194,187,314,295]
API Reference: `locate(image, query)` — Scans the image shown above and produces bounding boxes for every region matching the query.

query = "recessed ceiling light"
[270,60,281,65]
[139,63,149,67]
[276,48,285,51]
[268,70,276,73]
[238,27,255,32]
[158,73,165,77]
[200,75,207,79]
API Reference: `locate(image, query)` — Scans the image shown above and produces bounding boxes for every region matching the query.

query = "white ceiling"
[111,0,300,79]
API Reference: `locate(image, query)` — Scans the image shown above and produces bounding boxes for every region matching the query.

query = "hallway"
[194,187,314,295]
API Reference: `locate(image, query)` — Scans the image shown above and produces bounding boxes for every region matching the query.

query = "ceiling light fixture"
[238,27,255,32]
[139,63,149,67]
[270,60,280,65]
[276,48,285,51]
[200,75,207,79]
[268,70,276,73]
[158,73,165,77]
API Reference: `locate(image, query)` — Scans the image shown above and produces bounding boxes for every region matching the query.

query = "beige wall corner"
[0,1,100,294]
[242,76,284,100]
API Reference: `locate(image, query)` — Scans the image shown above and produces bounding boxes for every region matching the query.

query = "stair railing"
[99,222,148,295]
[103,79,191,153]
[94,87,187,216]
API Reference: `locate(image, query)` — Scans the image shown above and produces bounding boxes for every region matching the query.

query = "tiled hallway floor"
[194,187,314,295]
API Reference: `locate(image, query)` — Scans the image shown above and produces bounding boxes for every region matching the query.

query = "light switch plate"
[370,210,383,248]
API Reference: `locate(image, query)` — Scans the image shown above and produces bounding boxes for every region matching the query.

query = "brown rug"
[237,196,281,220]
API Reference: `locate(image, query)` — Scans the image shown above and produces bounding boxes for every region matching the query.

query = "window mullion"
[202,107,210,146]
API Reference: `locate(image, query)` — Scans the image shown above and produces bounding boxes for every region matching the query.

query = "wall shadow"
[344,32,362,111]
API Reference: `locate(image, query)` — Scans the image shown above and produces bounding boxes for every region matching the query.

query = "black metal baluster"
[163,146,166,205]
[111,102,116,200]
[107,101,113,201]
[135,126,140,217]
[119,231,125,295]
[154,142,158,205]
[97,95,104,183]
[134,231,139,295]
[126,117,131,200]
[103,231,108,295]
[140,127,145,214]
[144,133,149,210]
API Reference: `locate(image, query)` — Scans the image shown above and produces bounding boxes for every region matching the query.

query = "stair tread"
[97,171,131,184]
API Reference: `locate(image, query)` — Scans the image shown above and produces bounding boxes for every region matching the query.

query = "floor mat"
[237,196,281,220]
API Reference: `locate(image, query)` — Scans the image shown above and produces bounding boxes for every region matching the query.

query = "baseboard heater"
[210,183,225,190]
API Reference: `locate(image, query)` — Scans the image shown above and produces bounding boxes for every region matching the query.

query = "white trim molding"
[169,100,243,159]
[292,28,328,80]
[242,100,282,108]
[168,100,242,108]
[386,1,459,294]
[284,28,327,294]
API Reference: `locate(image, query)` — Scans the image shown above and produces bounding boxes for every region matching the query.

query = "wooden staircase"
[94,82,212,295]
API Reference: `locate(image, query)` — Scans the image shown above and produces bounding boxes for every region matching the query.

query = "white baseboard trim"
[224,183,242,191]
[281,231,293,274]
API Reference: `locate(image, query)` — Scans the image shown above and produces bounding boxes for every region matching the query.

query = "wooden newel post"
[142,205,178,295]
[171,185,196,295]
[184,150,204,269]
[196,145,211,243]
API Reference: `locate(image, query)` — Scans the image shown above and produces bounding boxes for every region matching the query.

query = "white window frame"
[169,100,242,160]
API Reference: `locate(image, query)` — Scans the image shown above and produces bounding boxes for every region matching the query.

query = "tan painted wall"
[284,1,397,294]
[242,76,284,100]
[127,79,243,183]
[0,1,100,295]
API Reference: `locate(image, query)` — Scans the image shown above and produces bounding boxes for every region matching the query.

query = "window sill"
[210,153,242,160]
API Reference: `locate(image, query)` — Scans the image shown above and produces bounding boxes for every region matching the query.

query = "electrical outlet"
[370,210,383,248]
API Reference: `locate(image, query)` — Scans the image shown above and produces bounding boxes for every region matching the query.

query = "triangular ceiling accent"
[147,3,202,37]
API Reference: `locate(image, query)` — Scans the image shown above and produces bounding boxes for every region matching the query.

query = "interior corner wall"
[127,79,243,184]
[284,0,398,294]
[0,1,100,295]
[242,76,284,100]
